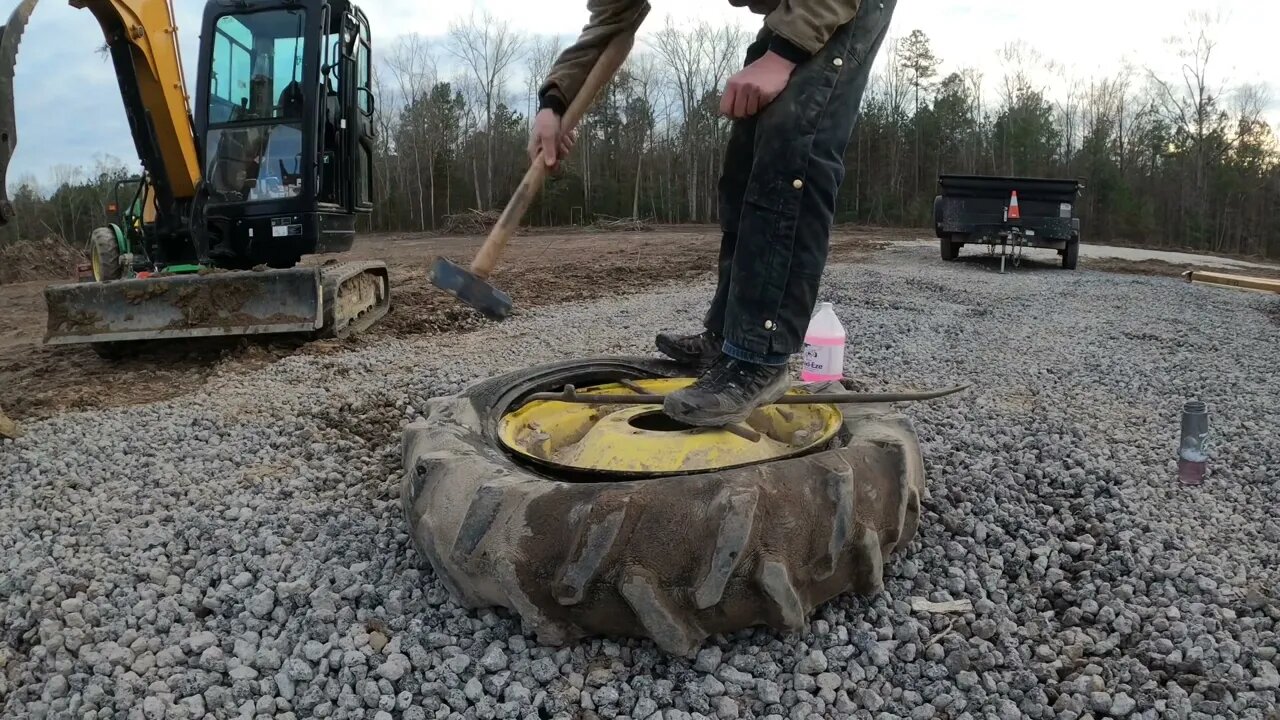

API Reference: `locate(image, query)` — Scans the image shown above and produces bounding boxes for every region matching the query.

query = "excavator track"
[43,261,390,346]
[319,261,391,339]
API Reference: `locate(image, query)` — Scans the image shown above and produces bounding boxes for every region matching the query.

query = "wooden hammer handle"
[469,30,637,277]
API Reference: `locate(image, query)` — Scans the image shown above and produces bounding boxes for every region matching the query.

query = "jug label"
[803,343,843,378]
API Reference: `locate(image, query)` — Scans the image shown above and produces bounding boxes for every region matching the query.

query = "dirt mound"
[0,237,85,285]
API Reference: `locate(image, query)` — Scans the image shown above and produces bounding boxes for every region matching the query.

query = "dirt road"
[0,226,893,421]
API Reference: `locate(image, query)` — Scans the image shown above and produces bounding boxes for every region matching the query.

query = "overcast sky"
[7,0,1277,189]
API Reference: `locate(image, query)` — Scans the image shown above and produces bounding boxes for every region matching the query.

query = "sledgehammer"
[429,28,640,321]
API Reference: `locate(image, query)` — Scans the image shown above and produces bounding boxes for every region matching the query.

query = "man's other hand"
[719,51,797,120]
[528,109,578,171]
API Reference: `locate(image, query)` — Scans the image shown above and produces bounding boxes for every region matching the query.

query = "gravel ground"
[2,244,1278,720]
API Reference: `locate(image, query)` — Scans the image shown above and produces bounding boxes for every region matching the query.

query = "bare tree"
[371,67,401,231]
[897,30,940,193]
[525,35,563,131]
[49,164,84,245]
[456,76,487,211]
[960,66,986,171]
[386,34,435,229]
[652,16,713,220]
[448,10,526,209]
[627,53,661,218]
[701,26,752,219]
[1229,82,1269,130]
[1149,12,1225,148]
[1055,77,1084,170]
[1147,11,1228,245]
[877,37,911,204]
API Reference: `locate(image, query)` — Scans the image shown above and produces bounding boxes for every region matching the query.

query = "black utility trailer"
[933,174,1084,270]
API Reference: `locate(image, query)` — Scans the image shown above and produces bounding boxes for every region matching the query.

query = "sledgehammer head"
[429,256,513,321]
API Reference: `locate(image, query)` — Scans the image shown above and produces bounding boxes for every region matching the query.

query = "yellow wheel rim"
[91,245,103,282]
[498,377,842,477]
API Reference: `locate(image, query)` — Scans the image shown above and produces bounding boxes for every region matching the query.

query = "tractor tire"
[402,356,926,656]
[1062,237,1080,270]
[89,227,122,282]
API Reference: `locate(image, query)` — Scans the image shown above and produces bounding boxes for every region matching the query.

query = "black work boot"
[663,355,791,427]
[655,329,722,370]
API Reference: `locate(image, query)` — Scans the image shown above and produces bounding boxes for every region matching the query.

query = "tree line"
[4,12,1277,259]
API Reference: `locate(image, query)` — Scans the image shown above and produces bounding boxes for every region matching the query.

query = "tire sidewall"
[89,227,122,282]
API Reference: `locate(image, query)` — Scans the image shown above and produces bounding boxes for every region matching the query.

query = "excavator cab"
[195,0,374,268]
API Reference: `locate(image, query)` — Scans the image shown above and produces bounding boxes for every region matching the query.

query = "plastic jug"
[801,302,845,383]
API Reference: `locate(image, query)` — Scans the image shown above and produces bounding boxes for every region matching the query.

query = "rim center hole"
[628,411,696,433]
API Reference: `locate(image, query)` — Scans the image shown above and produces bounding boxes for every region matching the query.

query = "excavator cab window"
[205,8,308,204]
[317,27,343,206]
[355,20,372,207]
[316,7,372,210]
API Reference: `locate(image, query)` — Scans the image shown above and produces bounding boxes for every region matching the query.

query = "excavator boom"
[0,0,36,224]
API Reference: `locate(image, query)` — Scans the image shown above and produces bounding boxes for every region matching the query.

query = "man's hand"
[719,51,797,120]
[528,108,578,171]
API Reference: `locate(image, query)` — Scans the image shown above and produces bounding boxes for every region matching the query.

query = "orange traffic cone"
[1008,190,1021,221]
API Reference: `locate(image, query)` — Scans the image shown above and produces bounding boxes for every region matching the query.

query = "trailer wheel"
[1062,237,1079,270]
[89,227,122,282]
[940,235,962,261]
[402,356,926,655]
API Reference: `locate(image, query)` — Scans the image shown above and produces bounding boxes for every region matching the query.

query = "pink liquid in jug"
[802,302,846,383]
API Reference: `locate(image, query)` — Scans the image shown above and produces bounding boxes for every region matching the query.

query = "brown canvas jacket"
[538,0,862,113]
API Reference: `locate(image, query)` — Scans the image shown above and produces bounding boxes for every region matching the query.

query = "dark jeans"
[704,0,897,365]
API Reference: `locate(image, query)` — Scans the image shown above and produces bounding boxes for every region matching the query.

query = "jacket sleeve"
[763,0,861,64]
[537,0,651,115]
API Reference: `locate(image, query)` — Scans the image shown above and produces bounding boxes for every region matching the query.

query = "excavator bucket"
[43,261,390,345]
[0,0,37,224]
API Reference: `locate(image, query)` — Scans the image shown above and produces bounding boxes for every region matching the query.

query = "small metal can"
[1177,400,1209,485]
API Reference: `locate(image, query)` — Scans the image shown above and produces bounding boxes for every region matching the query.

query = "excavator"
[0,0,389,355]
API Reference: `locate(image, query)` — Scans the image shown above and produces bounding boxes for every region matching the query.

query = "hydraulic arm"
[77,0,200,201]
[0,0,36,223]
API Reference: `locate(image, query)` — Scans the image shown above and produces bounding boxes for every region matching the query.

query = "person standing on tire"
[530,0,898,426]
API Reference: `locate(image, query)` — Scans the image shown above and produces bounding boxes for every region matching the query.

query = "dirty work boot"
[663,355,791,427]
[655,329,722,369]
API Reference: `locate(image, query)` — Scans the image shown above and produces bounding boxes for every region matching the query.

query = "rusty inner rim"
[496,377,844,479]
